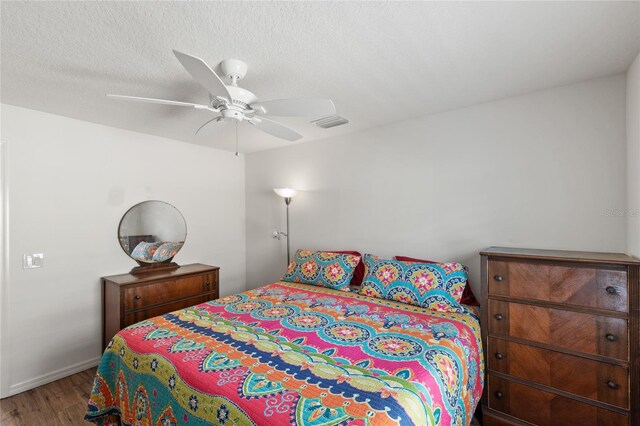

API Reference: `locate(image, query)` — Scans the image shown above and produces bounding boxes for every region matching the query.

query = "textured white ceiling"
[2,1,639,153]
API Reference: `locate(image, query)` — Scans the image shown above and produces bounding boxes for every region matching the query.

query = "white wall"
[245,74,628,295]
[0,104,246,396]
[627,52,640,258]
[0,71,632,398]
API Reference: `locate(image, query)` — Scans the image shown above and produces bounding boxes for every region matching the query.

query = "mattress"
[85,282,484,425]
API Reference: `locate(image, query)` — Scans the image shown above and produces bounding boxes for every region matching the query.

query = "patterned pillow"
[359,254,467,313]
[152,242,184,262]
[395,255,480,306]
[130,241,162,262]
[282,250,361,291]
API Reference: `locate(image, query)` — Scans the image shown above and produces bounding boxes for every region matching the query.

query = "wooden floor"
[0,368,96,426]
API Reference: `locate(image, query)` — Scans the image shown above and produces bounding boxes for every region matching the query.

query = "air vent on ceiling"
[311,115,349,129]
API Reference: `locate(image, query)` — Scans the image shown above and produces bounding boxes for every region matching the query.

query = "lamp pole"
[273,188,298,267]
[285,196,291,265]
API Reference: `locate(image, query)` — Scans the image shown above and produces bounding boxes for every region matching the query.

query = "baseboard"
[7,356,100,397]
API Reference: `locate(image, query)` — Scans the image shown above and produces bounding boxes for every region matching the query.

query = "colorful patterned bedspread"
[85,282,484,426]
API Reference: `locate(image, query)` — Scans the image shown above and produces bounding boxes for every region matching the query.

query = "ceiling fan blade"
[107,94,217,111]
[250,98,336,117]
[195,116,226,135]
[248,116,302,141]
[173,50,232,101]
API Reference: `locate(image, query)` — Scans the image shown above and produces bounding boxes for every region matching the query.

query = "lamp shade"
[273,188,298,198]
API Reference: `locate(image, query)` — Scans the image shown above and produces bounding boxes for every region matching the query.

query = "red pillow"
[331,250,365,286]
[394,255,480,306]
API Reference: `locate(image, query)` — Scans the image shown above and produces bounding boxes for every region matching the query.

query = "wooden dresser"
[480,247,639,425]
[102,263,219,348]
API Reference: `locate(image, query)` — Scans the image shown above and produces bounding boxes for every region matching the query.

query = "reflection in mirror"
[118,201,187,271]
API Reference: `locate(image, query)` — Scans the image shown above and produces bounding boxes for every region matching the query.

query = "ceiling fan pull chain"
[235,121,239,156]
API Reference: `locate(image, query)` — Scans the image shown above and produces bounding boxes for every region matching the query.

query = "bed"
[85,280,483,425]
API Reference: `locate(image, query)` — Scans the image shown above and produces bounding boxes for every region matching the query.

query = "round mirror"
[118,201,187,270]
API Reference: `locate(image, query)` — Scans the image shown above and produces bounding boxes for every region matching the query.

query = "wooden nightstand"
[102,263,219,349]
[480,247,639,425]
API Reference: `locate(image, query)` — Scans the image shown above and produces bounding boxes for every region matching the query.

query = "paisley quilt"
[85,282,484,426]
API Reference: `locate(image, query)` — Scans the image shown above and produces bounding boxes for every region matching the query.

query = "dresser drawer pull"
[495,353,504,360]
[134,295,141,300]
[607,381,618,389]
[606,334,617,342]
[493,275,503,282]
[494,314,504,321]
[495,391,503,399]
[605,286,618,295]
[205,280,210,288]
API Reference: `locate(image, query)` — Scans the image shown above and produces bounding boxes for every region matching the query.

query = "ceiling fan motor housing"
[210,85,258,122]
[225,86,258,106]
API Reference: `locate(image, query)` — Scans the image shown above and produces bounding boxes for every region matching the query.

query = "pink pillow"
[395,255,480,306]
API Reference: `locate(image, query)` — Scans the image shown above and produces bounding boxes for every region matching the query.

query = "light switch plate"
[23,253,44,269]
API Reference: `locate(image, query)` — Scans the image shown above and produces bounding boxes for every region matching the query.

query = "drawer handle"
[205,280,210,287]
[495,352,504,360]
[134,295,141,300]
[605,286,618,295]
[494,275,503,282]
[494,314,504,321]
[606,334,617,342]
[607,381,618,389]
[495,391,503,399]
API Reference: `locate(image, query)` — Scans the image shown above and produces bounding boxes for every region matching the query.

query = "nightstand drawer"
[488,337,629,408]
[488,260,628,312]
[488,300,628,361]
[487,375,628,426]
[124,273,216,311]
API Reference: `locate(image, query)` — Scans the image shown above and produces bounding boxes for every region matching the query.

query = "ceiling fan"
[107,50,336,144]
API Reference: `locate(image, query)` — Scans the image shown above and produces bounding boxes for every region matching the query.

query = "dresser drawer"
[488,300,628,361]
[488,260,628,312]
[123,294,212,326]
[124,273,216,311]
[482,410,523,426]
[488,337,629,408]
[487,375,628,426]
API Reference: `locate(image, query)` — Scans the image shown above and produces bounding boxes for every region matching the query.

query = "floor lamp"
[273,188,297,265]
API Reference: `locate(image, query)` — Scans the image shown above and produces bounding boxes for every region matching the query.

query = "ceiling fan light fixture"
[221,109,244,122]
